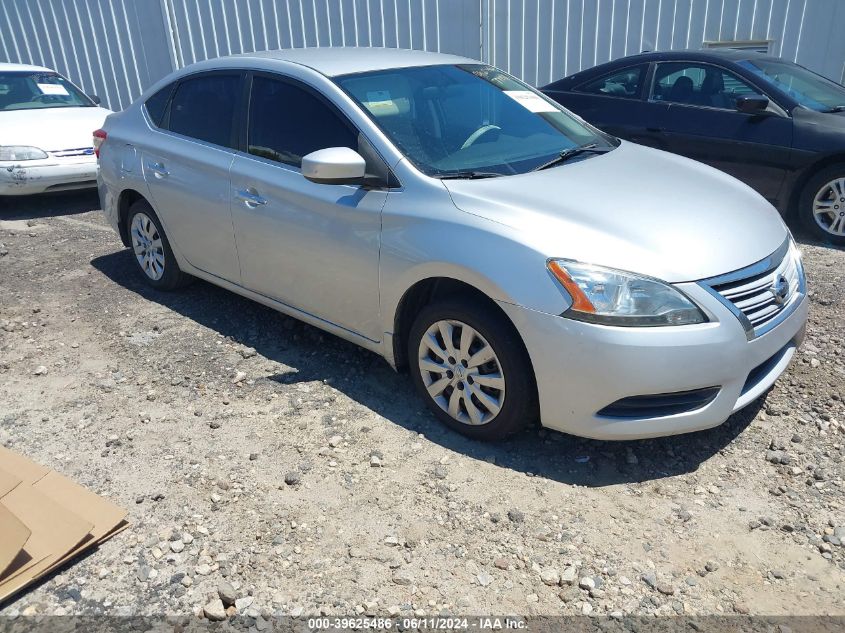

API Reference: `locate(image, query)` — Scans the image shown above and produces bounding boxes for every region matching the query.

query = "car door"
[229,73,386,342]
[141,71,243,283]
[543,64,671,149]
[650,61,794,204]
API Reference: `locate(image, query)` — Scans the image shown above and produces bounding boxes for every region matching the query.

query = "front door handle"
[235,188,267,207]
[147,161,169,178]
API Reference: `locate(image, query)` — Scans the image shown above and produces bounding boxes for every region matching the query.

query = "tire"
[126,199,191,290]
[408,298,537,441]
[798,164,845,245]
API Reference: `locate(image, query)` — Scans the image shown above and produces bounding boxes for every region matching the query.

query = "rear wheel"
[799,164,845,245]
[127,200,190,290]
[408,298,537,441]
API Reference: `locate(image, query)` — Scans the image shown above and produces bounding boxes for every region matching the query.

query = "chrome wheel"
[417,319,506,426]
[130,212,165,281]
[813,177,845,236]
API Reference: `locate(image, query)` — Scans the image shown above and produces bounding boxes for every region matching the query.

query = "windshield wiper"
[531,143,611,172]
[435,171,504,180]
[825,105,845,113]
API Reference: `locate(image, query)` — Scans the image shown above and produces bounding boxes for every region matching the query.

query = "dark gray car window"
[248,76,357,167]
[167,74,240,148]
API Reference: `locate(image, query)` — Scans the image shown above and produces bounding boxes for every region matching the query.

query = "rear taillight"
[93,129,107,158]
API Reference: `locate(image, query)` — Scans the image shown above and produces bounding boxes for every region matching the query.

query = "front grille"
[596,387,720,419]
[700,239,805,339]
[50,147,95,158]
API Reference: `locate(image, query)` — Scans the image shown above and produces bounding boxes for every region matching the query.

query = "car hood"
[0,106,111,152]
[441,141,788,283]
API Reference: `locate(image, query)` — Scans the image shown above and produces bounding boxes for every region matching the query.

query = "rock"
[656,583,675,595]
[704,560,720,573]
[578,577,595,590]
[370,455,382,467]
[232,371,247,384]
[494,558,509,570]
[195,563,212,576]
[170,540,185,553]
[328,435,343,447]
[240,347,257,358]
[33,365,47,376]
[772,570,786,580]
[560,567,578,585]
[235,596,254,611]
[283,471,301,486]
[507,508,524,523]
[540,568,560,586]
[477,571,493,587]
[393,569,414,586]
[203,599,227,621]
[218,581,237,607]
[249,452,258,461]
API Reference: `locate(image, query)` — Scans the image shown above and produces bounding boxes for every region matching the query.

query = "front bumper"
[0,158,98,195]
[499,281,808,440]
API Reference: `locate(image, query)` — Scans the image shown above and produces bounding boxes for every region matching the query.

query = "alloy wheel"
[130,212,166,281]
[813,177,845,236]
[417,319,506,426]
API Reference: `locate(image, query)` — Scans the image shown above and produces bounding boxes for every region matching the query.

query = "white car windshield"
[336,64,614,177]
[0,71,94,111]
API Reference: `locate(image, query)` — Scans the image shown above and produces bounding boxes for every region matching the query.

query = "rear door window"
[575,65,647,99]
[144,82,175,127]
[166,74,241,148]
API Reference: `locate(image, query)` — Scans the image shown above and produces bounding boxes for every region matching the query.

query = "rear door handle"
[646,126,664,133]
[147,161,169,178]
[235,188,267,207]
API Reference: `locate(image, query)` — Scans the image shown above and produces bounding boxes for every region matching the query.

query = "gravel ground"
[0,191,843,621]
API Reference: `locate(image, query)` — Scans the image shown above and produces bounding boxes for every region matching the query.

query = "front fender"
[379,200,570,356]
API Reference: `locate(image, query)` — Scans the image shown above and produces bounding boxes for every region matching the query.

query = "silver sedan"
[97,48,808,441]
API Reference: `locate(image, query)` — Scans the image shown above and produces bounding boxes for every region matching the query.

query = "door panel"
[230,156,385,341]
[142,138,239,283]
[229,73,384,341]
[662,104,793,201]
[141,72,243,283]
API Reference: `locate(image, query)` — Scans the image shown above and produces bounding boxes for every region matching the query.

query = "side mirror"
[736,94,769,114]
[89,94,102,105]
[302,147,366,185]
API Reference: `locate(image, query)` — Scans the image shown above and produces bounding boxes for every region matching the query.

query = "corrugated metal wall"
[481,0,845,87]
[1,0,844,112]
[0,0,173,111]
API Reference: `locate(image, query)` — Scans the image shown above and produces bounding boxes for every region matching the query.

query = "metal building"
[1,0,843,112]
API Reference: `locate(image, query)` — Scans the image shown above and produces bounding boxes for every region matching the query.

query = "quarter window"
[167,74,240,148]
[248,76,357,166]
[576,65,647,99]
[144,82,175,127]
[651,62,758,110]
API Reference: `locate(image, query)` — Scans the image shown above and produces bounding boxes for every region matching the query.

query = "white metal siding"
[0,0,842,112]
[482,0,845,87]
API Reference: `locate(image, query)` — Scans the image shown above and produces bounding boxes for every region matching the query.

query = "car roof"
[230,47,479,77]
[0,62,52,73]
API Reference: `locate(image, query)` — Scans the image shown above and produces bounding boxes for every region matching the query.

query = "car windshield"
[0,71,94,111]
[336,64,613,177]
[739,59,845,112]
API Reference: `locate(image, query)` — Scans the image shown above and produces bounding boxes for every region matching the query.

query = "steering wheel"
[461,124,501,150]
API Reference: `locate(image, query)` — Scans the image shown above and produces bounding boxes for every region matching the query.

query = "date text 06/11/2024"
[306,617,527,630]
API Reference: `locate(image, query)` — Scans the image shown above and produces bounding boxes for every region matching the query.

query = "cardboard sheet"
[0,448,128,605]
[0,505,30,578]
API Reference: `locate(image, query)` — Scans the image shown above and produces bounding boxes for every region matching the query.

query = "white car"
[0,63,111,196]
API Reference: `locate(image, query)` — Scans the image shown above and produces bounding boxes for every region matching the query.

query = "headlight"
[548,259,707,326]
[0,146,49,161]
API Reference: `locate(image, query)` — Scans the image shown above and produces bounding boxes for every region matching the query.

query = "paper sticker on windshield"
[504,90,558,113]
[36,83,69,96]
[364,90,399,116]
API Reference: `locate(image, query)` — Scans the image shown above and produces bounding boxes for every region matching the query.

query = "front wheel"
[798,165,845,245]
[408,299,537,441]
